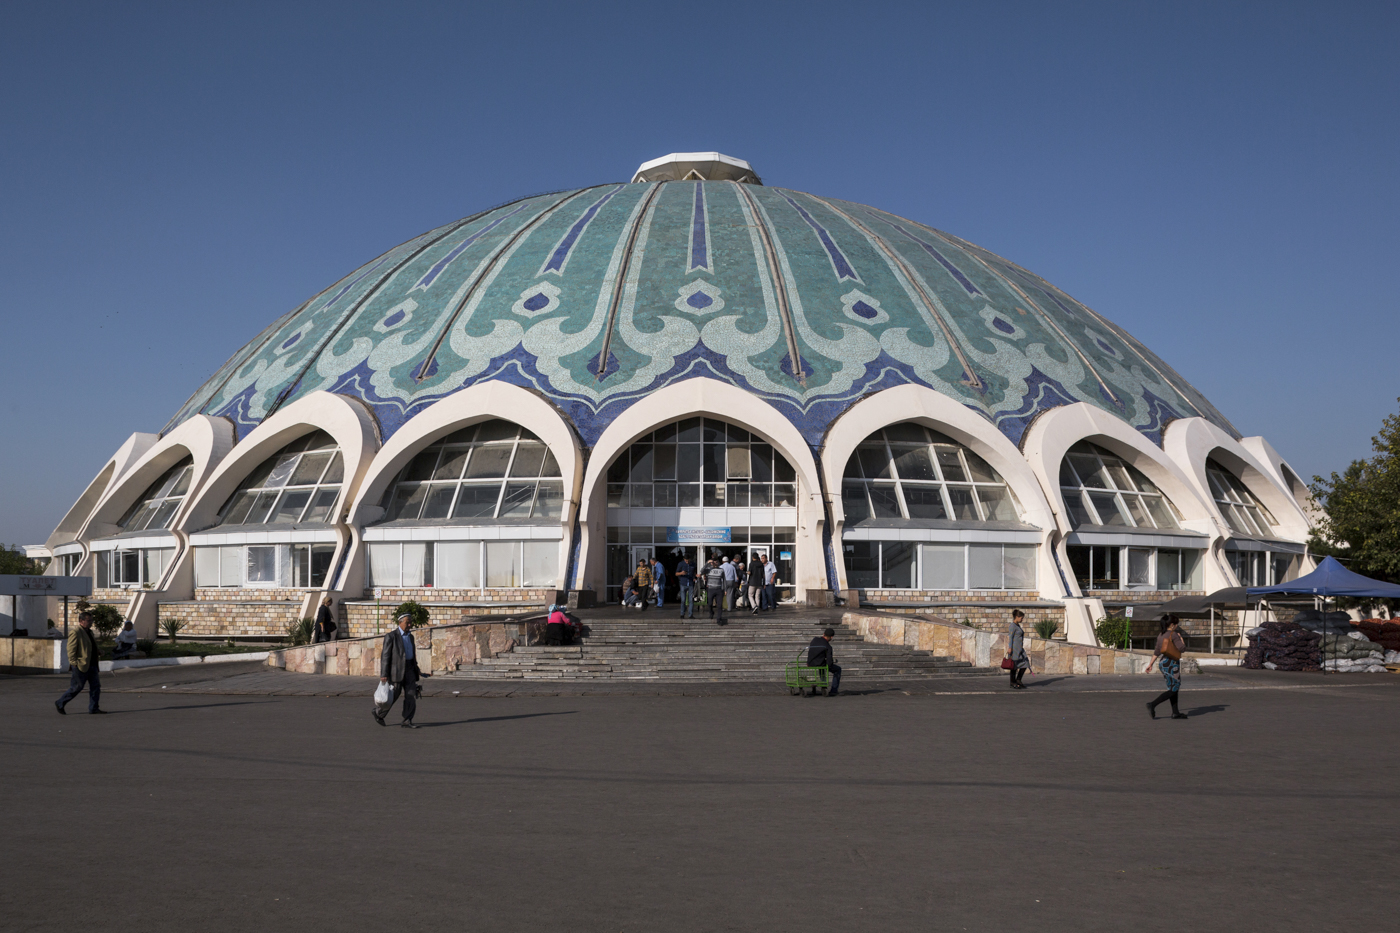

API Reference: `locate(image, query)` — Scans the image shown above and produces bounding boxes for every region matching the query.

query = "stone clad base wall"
[843,610,1159,675]
[341,588,552,639]
[159,600,302,638]
[195,587,306,602]
[2,636,63,672]
[269,620,519,675]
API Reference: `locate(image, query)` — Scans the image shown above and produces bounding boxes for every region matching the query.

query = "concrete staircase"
[440,609,996,683]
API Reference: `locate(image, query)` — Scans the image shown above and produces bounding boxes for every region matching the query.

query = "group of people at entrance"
[621,553,779,623]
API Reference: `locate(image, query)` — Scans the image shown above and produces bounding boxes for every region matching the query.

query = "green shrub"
[88,604,123,643]
[287,617,315,646]
[136,639,156,656]
[1094,616,1131,649]
[161,618,187,644]
[1032,619,1060,639]
[393,600,431,629]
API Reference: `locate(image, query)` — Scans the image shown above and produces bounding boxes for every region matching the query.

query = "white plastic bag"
[373,681,393,708]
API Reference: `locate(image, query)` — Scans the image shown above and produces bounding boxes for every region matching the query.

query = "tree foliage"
[0,544,45,576]
[1310,397,1400,583]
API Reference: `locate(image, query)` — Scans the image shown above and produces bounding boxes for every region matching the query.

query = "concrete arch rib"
[820,385,1060,595]
[1163,419,1311,544]
[344,383,583,593]
[65,433,160,549]
[577,377,827,601]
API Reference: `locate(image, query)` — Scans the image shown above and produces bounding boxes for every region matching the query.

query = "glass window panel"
[726,445,751,479]
[419,484,456,520]
[385,484,420,521]
[247,490,280,524]
[606,484,625,508]
[1183,549,1203,589]
[317,451,342,485]
[1067,546,1092,591]
[702,484,725,506]
[1105,462,1135,491]
[676,444,701,482]
[903,485,948,520]
[1063,490,1094,526]
[627,484,653,508]
[653,422,677,443]
[841,484,870,522]
[702,444,725,481]
[522,542,557,587]
[220,490,258,525]
[1244,506,1269,534]
[629,445,654,483]
[968,545,1003,589]
[485,542,520,587]
[1092,546,1119,588]
[921,543,965,589]
[878,424,920,443]
[220,546,242,588]
[291,452,332,486]
[115,550,140,585]
[750,445,773,483]
[270,489,311,524]
[453,485,501,519]
[142,548,165,587]
[149,499,181,530]
[396,543,425,587]
[652,444,676,481]
[440,426,477,445]
[1059,459,1080,487]
[727,484,750,507]
[1123,495,1152,528]
[465,446,512,479]
[239,458,276,492]
[881,541,916,589]
[946,485,980,521]
[1144,496,1178,529]
[773,456,795,483]
[773,484,796,507]
[310,544,335,588]
[1224,505,1252,535]
[169,465,193,497]
[195,547,220,587]
[1271,553,1293,586]
[301,430,335,451]
[607,456,630,483]
[1069,455,1108,489]
[857,445,893,479]
[1088,492,1129,526]
[727,424,750,443]
[264,454,299,489]
[435,541,481,588]
[843,453,864,479]
[430,449,469,481]
[292,545,310,588]
[868,485,902,519]
[976,486,1017,522]
[1157,549,1182,590]
[1003,546,1036,589]
[652,482,677,508]
[936,449,966,483]
[540,450,561,478]
[701,420,724,442]
[499,482,538,517]
[892,446,936,481]
[124,502,158,532]
[676,417,701,442]
[304,487,338,523]
[964,449,998,483]
[475,420,519,443]
[509,442,546,478]
[678,484,700,507]
[533,482,564,519]
[843,542,880,588]
[1128,466,1158,494]
[246,545,278,584]
[1126,548,1152,587]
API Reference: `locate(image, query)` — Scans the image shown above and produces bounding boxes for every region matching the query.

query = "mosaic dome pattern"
[164,181,1239,449]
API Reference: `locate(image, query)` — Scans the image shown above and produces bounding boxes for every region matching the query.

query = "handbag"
[1161,635,1183,661]
[1000,656,1015,670]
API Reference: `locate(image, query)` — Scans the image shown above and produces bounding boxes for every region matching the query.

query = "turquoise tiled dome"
[164,175,1238,449]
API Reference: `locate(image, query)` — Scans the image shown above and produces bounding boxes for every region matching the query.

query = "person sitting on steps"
[807,627,842,697]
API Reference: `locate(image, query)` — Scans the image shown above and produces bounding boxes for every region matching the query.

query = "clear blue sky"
[2,0,1397,546]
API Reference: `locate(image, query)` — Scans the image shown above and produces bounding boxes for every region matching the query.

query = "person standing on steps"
[807,627,842,696]
[56,611,105,715]
[747,556,764,615]
[650,557,666,610]
[732,555,747,609]
[314,596,337,643]
[706,559,728,625]
[634,559,653,612]
[1146,615,1188,720]
[1006,608,1031,689]
[375,612,428,728]
[763,553,778,612]
[720,556,739,617]
[675,554,694,619]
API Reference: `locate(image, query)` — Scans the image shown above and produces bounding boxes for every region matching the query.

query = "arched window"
[216,431,344,527]
[379,420,563,522]
[1206,458,1276,536]
[1059,442,1180,529]
[118,457,194,532]
[841,425,1018,523]
[605,417,796,509]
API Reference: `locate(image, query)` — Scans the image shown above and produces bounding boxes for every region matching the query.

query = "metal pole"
[63,595,68,641]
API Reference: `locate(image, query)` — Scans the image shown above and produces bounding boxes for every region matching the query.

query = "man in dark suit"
[375,612,426,728]
[56,611,105,715]
[807,627,842,697]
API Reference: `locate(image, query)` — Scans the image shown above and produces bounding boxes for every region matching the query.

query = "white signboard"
[0,575,93,597]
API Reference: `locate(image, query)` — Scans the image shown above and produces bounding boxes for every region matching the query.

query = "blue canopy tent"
[1247,556,1400,600]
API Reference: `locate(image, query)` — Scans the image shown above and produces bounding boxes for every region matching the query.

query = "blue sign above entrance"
[665,527,732,544]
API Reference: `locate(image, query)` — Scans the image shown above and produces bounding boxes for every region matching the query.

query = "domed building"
[40,153,1314,644]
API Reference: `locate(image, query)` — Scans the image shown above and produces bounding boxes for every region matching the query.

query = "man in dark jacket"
[807,627,842,697]
[375,612,426,728]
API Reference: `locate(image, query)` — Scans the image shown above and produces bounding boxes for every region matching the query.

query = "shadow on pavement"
[418,710,579,728]
[1184,704,1229,717]
[1027,677,1072,687]
[120,700,278,713]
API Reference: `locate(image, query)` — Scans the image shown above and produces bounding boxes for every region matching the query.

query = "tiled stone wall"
[2,636,62,672]
[341,588,551,639]
[269,620,519,675]
[843,610,1169,675]
[159,600,302,638]
[195,587,306,602]
[365,588,554,604]
[857,591,1064,637]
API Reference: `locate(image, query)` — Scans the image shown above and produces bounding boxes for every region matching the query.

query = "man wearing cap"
[807,627,842,697]
[375,612,426,728]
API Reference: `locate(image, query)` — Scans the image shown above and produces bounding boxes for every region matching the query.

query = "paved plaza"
[2,663,1398,932]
